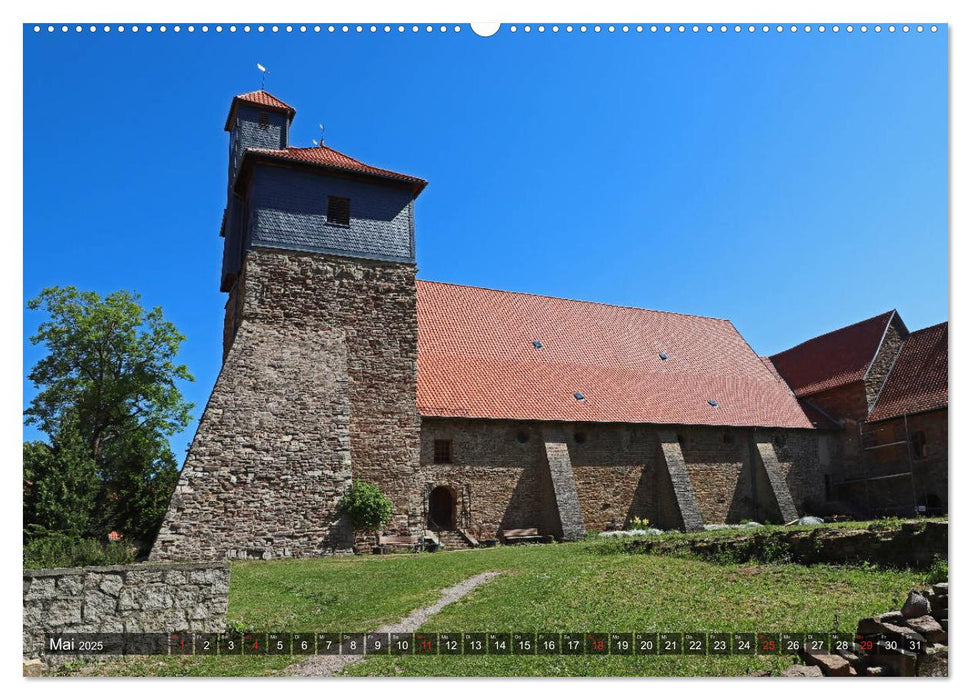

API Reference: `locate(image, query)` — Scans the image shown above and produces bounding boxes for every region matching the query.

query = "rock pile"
[795,582,948,677]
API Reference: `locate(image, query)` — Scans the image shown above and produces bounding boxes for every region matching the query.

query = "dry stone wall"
[23,562,229,661]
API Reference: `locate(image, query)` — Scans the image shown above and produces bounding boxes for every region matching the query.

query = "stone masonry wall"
[419,418,824,536]
[865,315,908,411]
[153,248,421,560]
[846,409,950,515]
[23,562,229,660]
[151,320,353,560]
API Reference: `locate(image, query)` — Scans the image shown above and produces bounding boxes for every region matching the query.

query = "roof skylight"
[574,392,586,401]
[532,340,543,349]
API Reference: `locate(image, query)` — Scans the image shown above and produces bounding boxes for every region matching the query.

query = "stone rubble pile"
[795,582,948,677]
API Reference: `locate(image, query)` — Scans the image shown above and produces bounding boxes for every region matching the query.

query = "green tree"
[338,482,394,537]
[24,287,193,548]
[97,430,180,545]
[26,287,193,463]
[23,416,99,538]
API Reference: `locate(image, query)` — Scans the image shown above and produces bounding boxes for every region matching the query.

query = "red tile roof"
[246,145,427,192]
[224,90,296,130]
[760,356,838,428]
[416,281,818,429]
[868,322,948,422]
[768,311,895,398]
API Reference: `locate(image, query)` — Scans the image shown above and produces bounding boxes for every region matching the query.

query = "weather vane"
[256,63,269,89]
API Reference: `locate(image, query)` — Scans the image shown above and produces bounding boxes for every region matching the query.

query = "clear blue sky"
[23,25,948,458]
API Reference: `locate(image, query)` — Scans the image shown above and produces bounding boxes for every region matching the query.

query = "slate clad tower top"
[220,89,427,293]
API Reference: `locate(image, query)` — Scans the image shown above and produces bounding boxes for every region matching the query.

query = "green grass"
[55,539,932,677]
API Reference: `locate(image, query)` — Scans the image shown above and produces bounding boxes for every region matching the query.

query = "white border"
[5,1,963,697]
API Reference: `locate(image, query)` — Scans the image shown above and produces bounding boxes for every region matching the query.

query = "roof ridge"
[416,279,732,323]
[770,309,896,359]
[912,320,949,334]
[235,89,295,110]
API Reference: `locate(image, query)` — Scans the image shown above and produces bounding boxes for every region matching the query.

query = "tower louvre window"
[258,112,270,130]
[327,196,351,226]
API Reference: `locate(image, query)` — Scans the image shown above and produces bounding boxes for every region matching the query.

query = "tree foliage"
[338,482,394,535]
[23,416,99,538]
[26,287,193,462]
[24,287,194,551]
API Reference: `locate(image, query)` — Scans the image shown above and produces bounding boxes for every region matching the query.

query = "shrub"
[24,530,136,569]
[338,481,394,535]
[925,556,948,584]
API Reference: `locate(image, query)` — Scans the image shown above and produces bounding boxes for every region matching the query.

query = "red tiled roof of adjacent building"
[868,322,948,423]
[767,311,896,398]
[760,356,839,429]
[246,145,428,192]
[416,281,818,429]
[224,90,296,130]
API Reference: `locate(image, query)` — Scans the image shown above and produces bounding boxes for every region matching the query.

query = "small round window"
[574,432,587,444]
[516,431,530,444]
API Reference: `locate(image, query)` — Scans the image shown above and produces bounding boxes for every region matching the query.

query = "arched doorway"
[428,486,456,530]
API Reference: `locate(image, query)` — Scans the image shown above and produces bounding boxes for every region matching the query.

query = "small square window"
[327,196,351,226]
[258,113,270,130]
[433,439,452,464]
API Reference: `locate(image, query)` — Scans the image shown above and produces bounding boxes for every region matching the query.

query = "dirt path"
[287,571,500,676]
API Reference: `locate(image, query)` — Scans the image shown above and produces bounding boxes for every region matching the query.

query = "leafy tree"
[338,482,394,537]
[96,430,180,545]
[23,416,99,538]
[24,287,193,549]
[26,287,193,463]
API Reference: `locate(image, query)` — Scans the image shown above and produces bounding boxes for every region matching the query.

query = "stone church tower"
[151,90,427,561]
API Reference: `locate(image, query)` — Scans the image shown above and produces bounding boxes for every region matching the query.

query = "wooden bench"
[501,527,547,544]
[377,534,421,553]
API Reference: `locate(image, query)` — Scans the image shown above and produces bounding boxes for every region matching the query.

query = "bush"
[925,556,948,584]
[24,530,136,569]
[338,482,394,535]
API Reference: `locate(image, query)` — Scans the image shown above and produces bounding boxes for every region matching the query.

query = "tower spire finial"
[256,63,268,90]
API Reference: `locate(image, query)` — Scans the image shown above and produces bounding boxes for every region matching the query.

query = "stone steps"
[436,530,475,550]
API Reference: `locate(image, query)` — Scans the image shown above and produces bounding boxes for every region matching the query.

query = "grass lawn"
[55,533,935,678]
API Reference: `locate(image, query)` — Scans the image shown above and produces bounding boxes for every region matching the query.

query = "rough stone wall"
[568,424,659,530]
[658,432,706,531]
[763,429,827,515]
[153,248,420,560]
[679,429,748,524]
[540,426,586,541]
[418,418,819,535]
[865,315,908,410]
[751,436,799,523]
[418,418,552,541]
[152,320,352,561]
[23,562,229,660]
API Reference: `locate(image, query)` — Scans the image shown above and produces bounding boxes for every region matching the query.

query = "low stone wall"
[618,520,946,568]
[23,561,229,660]
[795,582,948,677]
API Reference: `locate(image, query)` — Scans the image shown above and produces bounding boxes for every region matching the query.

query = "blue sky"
[23,24,947,458]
